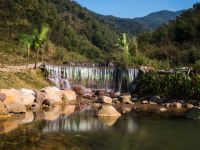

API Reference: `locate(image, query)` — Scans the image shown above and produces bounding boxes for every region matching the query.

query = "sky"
[74,0,200,18]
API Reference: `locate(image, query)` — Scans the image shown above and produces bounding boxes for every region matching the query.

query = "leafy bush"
[137,72,200,99]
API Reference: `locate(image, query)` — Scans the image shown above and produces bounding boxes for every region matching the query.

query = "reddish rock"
[72,85,85,96]
[107,91,117,98]
[95,90,106,97]
[72,85,94,98]
[0,92,6,102]
[35,91,46,104]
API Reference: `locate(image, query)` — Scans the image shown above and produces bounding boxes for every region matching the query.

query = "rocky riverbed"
[0,85,200,134]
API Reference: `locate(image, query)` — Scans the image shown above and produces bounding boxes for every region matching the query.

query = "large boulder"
[0,89,35,106]
[118,95,133,104]
[35,90,47,104]
[62,90,76,101]
[98,96,112,104]
[186,108,200,120]
[95,90,106,97]
[186,103,194,109]
[0,89,21,105]
[97,106,121,117]
[173,102,182,109]
[6,104,26,113]
[19,89,35,106]
[72,85,94,98]
[72,85,85,96]
[41,86,62,104]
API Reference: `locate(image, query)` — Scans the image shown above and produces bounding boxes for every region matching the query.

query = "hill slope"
[0,0,120,64]
[138,3,200,66]
[97,10,183,35]
[134,10,184,30]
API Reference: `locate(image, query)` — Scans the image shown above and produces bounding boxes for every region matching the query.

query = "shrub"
[137,72,200,99]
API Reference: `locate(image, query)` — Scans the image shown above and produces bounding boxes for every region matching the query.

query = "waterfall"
[45,65,139,92]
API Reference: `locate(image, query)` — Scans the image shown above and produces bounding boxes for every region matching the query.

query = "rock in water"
[186,103,194,109]
[41,86,62,104]
[35,91,47,104]
[19,89,35,106]
[142,100,149,104]
[119,95,132,104]
[62,90,76,101]
[98,96,112,104]
[173,102,182,109]
[160,107,167,112]
[186,108,200,120]
[0,89,21,105]
[1,89,35,106]
[6,104,26,113]
[97,106,121,117]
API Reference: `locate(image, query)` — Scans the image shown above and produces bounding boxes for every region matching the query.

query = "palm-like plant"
[32,24,49,68]
[20,34,34,69]
[116,33,130,55]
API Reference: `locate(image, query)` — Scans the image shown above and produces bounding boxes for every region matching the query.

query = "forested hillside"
[138,3,200,66]
[0,0,120,64]
[134,10,184,30]
[97,10,183,36]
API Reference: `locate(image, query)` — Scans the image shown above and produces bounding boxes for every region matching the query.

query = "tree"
[20,34,34,69]
[129,37,138,56]
[32,24,49,68]
[116,33,130,56]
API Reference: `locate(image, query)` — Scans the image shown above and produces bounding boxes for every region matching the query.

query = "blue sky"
[74,0,200,18]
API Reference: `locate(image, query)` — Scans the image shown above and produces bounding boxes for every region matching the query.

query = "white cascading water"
[45,65,139,92]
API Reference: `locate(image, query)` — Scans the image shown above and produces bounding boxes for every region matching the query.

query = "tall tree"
[32,24,49,68]
[20,34,34,69]
[116,33,130,56]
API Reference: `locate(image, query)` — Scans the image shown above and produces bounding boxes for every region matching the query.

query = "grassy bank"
[0,69,50,89]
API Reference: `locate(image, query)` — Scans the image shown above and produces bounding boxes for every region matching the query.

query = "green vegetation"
[137,72,200,99]
[1,0,199,69]
[138,3,200,67]
[97,10,183,36]
[0,70,50,89]
[0,0,178,68]
[116,33,130,56]
[32,24,50,68]
[0,0,119,64]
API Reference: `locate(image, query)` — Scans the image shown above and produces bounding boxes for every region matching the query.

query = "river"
[0,106,199,150]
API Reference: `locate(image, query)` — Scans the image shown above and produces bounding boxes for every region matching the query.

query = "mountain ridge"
[96,9,184,35]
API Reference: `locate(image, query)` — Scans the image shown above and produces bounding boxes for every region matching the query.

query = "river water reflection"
[0,105,200,150]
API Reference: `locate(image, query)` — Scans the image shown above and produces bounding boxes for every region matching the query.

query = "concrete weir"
[45,65,139,92]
